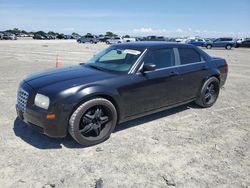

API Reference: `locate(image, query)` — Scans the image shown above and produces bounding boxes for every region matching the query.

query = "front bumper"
[16,81,69,138]
[16,105,68,138]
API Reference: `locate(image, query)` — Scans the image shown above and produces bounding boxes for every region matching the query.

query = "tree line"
[1,28,129,37]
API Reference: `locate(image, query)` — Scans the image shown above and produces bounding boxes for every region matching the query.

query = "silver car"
[106,37,123,44]
[77,35,99,44]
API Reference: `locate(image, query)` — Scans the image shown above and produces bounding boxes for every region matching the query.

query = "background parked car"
[0,33,3,40]
[106,37,123,44]
[99,37,111,43]
[33,34,45,40]
[235,38,250,48]
[122,36,137,42]
[204,37,235,49]
[64,34,80,40]
[185,38,207,47]
[2,33,17,40]
[77,35,99,43]
[71,34,81,39]
[48,35,56,40]
[65,35,73,39]
[145,36,166,41]
[56,34,66,39]
[236,38,249,44]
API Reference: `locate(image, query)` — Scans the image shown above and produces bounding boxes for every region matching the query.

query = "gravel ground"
[0,40,249,188]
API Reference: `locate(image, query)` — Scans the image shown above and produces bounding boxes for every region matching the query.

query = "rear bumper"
[16,104,68,138]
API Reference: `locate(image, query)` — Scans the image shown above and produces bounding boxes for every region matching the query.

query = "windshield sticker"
[123,49,141,55]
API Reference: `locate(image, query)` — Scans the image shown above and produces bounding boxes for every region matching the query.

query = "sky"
[0,0,250,37]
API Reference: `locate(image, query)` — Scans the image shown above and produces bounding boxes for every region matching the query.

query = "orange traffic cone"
[56,55,62,68]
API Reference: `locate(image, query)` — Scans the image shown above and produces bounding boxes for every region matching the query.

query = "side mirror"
[141,63,156,73]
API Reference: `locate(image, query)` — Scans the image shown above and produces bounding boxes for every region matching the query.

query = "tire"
[69,98,117,146]
[206,44,212,49]
[195,77,220,108]
[225,44,232,50]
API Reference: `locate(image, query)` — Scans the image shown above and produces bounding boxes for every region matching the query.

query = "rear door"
[176,47,209,100]
[213,38,222,47]
[197,39,205,46]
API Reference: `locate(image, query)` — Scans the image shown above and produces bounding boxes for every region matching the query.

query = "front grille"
[17,87,29,112]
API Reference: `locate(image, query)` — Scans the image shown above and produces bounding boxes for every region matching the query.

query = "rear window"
[179,48,201,65]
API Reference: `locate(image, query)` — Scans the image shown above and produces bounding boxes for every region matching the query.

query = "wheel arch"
[68,89,121,125]
[197,72,221,98]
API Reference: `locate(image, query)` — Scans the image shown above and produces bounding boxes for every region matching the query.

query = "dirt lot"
[0,40,249,188]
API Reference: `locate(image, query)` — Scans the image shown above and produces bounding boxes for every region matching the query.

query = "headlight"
[34,93,50,109]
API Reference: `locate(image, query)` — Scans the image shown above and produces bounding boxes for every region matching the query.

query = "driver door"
[119,48,181,117]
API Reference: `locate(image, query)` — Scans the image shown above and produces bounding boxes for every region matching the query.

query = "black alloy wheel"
[195,77,220,108]
[80,106,110,137]
[69,98,117,146]
[203,82,219,105]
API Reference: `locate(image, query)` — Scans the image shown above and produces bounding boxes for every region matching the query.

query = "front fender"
[63,85,122,121]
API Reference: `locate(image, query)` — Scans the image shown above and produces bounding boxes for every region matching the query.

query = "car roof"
[113,41,193,50]
[113,41,212,60]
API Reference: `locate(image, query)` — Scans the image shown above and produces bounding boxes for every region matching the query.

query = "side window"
[179,48,201,65]
[144,48,175,69]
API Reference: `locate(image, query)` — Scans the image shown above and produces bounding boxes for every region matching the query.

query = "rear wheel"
[69,98,117,146]
[195,77,220,108]
[206,44,212,49]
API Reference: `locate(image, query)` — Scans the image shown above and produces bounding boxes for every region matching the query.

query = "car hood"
[24,65,115,90]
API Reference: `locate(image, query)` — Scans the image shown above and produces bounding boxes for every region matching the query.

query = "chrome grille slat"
[17,87,29,112]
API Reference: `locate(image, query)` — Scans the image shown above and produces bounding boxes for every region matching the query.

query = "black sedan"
[235,39,250,48]
[16,42,228,146]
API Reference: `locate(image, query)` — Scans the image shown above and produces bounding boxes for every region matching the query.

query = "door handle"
[202,65,209,70]
[169,71,179,76]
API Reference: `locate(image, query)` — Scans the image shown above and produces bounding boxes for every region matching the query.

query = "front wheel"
[195,77,220,108]
[225,44,232,50]
[69,98,117,146]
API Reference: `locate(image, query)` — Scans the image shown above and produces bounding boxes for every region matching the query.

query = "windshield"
[85,46,142,73]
